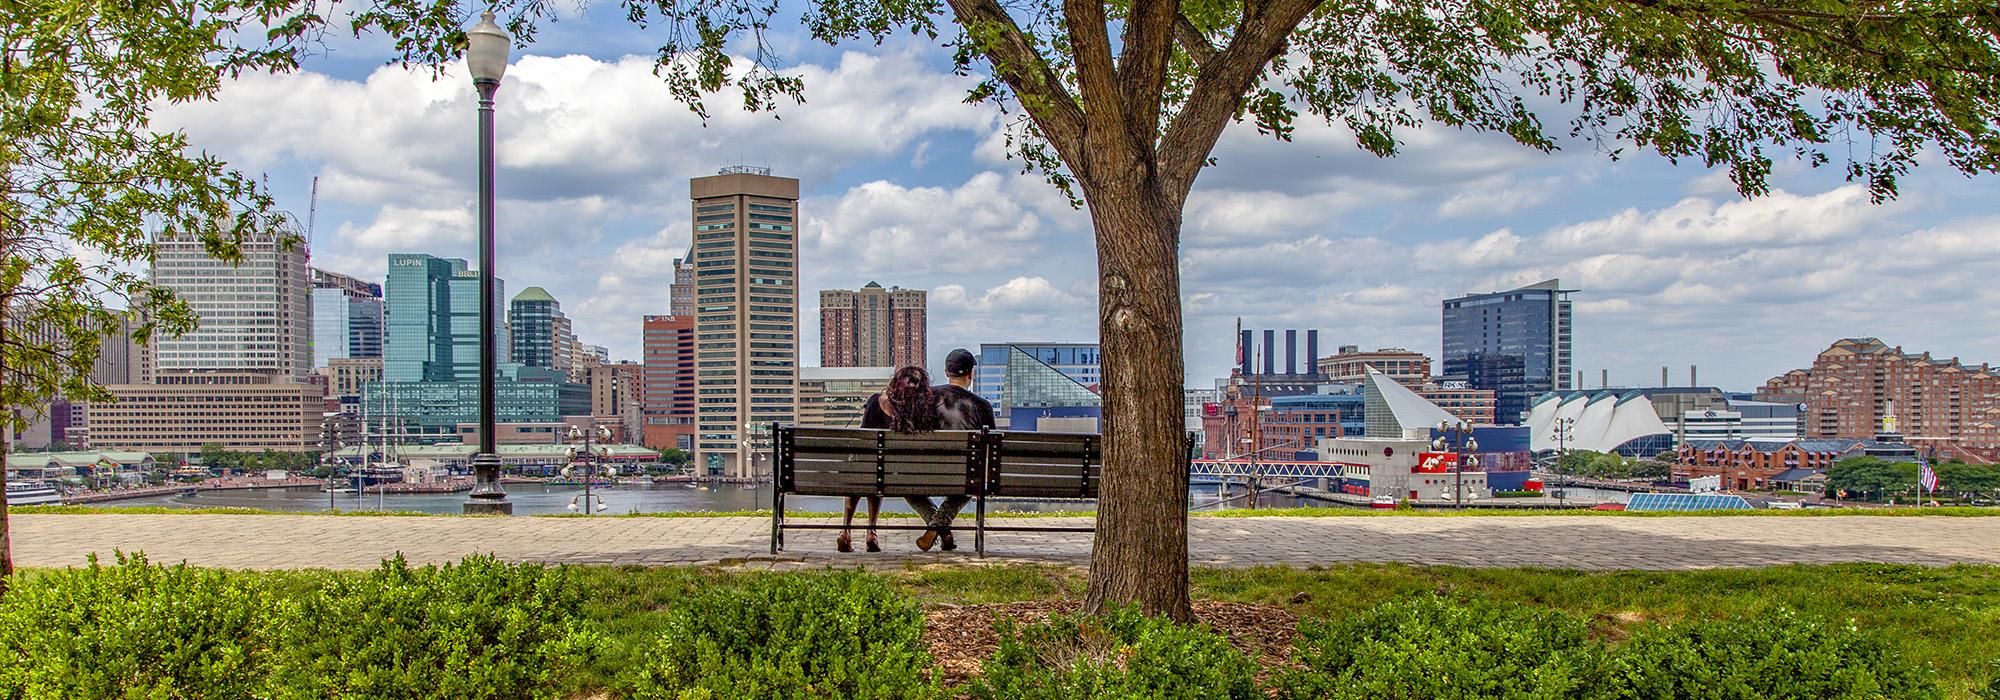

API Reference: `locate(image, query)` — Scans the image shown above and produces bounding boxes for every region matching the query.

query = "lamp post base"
[463,453,513,515]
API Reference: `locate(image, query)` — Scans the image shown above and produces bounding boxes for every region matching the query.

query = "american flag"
[1919,457,1938,493]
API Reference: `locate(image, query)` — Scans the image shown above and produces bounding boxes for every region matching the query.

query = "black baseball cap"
[945,348,977,377]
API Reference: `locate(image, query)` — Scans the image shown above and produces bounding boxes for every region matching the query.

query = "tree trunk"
[1,293,12,596]
[1079,163,1192,622]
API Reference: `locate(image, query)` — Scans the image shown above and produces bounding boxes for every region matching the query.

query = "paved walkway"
[11,514,2000,570]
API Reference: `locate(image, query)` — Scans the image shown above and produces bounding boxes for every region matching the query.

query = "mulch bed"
[921,599,1302,689]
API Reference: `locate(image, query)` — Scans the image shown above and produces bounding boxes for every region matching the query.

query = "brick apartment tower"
[819,282,926,369]
[1759,337,2000,462]
[640,315,695,452]
[689,168,799,477]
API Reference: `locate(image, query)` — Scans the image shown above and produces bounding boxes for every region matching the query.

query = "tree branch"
[1174,13,1219,66]
[942,0,1090,160]
[1115,0,1184,151]
[1157,0,1325,201]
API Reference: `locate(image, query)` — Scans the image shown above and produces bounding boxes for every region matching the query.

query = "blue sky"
[158,3,2000,391]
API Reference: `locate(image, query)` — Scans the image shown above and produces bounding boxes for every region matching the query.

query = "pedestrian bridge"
[1190,459,1359,479]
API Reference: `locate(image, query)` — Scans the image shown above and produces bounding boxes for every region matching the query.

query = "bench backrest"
[773,427,1192,501]
[986,431,1100,499]
[777,426,984,497]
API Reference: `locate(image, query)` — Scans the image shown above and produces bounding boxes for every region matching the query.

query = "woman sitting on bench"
[840,365,941,552]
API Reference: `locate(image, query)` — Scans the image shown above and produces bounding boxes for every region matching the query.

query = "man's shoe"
[940,531,957,551]
[916,530,938,551]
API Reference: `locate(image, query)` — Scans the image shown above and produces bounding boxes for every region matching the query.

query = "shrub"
[968,606,1260,699]
[1601,609,1941,699]
[263,554,600,700]
[623,569,940,699]
[0,552,274,700]
[1274,596,1600,699]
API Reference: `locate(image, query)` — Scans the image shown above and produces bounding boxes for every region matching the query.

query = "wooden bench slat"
[993,464,1101,478]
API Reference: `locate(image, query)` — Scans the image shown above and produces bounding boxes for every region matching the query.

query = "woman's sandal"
[865,534,881,553]
[836,534,853,553]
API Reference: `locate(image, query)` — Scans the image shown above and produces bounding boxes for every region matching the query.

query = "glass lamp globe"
[466,11,511,84]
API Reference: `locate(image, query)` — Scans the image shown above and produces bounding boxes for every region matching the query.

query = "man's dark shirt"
[933,383,995,430]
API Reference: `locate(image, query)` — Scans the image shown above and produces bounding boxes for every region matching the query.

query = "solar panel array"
[1625,493,1754,512]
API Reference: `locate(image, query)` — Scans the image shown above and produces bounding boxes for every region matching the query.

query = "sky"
[154,4,2000,392]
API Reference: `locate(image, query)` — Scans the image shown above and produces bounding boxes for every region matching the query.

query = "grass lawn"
[562,562,2000,696]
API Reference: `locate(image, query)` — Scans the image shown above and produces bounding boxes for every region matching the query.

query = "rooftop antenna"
[305,176,319,259]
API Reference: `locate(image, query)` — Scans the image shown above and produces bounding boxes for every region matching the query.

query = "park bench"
[770,425,1192,556]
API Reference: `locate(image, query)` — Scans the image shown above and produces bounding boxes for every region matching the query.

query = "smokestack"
[1662,366,1669,387]
[1601,369,1608,389]
[1306,331,1319,375]
[1239,330,1253,376]
[1690,365,1698,387]
[1262,330,1275,375]
[1575,370,1583,391]
[1284,330,1297,375]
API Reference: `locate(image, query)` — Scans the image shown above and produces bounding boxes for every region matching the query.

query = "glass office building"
[975,343,1101,408]
[1441,279,1573,424]
[375,253,584,442]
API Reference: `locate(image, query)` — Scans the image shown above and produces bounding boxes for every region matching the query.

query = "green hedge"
[1602,610,1941,699]
[621,570,940,699]
[970,606,1260,699]
[0,552,273,699]
[1277,596,1601,699]
[0,561,1960,698]
[0,553,596,700]
[1274,596,1940,700]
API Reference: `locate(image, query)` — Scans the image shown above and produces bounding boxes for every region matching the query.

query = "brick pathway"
[10,514,1999,571]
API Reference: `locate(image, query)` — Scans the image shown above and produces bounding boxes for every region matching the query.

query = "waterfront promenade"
[12,513,2000,570]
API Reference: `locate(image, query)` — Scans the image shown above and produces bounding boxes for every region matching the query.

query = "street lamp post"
[464,11,513,515]
[1550,416,1576,506]
[1433,421,1479,509]
[566,426,615,514]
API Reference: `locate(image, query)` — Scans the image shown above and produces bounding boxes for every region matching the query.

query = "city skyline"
[147,3,1999,391]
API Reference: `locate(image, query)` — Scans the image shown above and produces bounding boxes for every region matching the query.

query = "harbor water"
[100,481,1335,515]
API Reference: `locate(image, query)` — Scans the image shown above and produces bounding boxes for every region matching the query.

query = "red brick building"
[640,315,695,451]
[1760,338,2000,463]
[1675,439,1864,491]
[819,282,926,369]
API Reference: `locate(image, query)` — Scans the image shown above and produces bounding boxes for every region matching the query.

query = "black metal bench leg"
[976,494,986,557]
[771,491,784,554]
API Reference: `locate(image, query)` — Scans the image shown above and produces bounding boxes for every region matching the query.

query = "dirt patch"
[921,599,1301,689]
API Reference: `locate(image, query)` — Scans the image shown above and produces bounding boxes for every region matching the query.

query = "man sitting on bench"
[907,348,994,551]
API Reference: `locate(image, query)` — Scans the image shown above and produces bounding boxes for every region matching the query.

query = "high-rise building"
[588,360,645,442]
[640,315,696,452]
[671,256,695,317]
[372,253,583,442]
[819,282,927,369]
[1441,278,1573,424]
[688,168,799,477]
[508,286,574,371]
[310,268,384,367]
[152,227,312,378]
[1759,338,2000,463]
[795,366,893,427]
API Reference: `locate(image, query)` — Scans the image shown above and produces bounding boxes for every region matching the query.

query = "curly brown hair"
[882,365,940,432]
